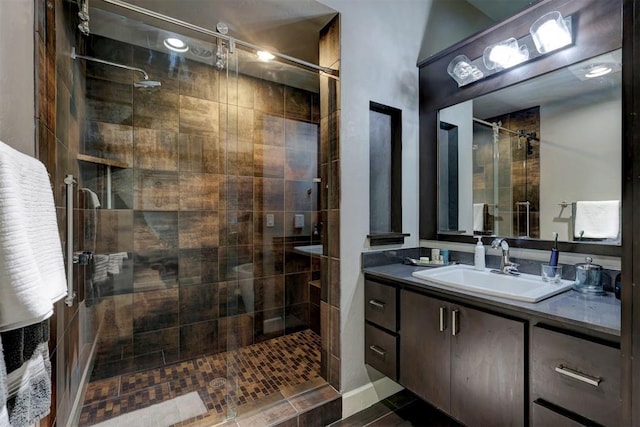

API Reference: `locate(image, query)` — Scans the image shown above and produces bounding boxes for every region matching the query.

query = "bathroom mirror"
[438,48,621,245]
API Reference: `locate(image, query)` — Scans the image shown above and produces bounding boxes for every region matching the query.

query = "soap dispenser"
[474,236,486,270]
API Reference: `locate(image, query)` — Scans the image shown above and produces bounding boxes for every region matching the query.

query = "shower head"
[71,47,161,89]
[134,79,162,89]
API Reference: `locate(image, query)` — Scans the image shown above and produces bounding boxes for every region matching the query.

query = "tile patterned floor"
[330,389,460,427]
[79,329,330,426]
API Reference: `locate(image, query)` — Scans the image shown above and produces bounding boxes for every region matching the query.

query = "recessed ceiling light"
[257,50,275,61]
[584,64,613,78]
[164,37,189,53]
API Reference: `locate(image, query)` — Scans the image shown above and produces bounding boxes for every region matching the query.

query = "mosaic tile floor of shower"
[79,329,325,426]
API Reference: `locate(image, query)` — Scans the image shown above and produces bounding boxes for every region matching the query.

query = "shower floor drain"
[209,378,227,388]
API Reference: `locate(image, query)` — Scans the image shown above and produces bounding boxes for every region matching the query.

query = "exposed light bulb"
[483,38,529,70]
[530,11,572,54]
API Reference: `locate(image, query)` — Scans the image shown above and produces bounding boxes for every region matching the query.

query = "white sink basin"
[411,264,574,303]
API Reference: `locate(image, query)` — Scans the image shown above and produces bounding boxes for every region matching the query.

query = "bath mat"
[91,391,206,427]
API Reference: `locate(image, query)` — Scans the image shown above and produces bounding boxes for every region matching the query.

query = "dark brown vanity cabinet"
[399,289,526,426]
[531,326,621,426]
[364,280,399,380]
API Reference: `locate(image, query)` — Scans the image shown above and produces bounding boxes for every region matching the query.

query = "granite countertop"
[363,263,621,337]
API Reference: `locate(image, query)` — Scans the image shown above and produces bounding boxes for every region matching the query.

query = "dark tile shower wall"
[319,16,341,391]
[82,35,322,378]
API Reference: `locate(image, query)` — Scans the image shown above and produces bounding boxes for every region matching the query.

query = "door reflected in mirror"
[438,49,621,245]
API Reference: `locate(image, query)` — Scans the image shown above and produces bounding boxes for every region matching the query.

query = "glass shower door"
[220,38,240,420]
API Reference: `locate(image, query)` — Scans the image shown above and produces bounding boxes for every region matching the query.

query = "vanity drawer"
[365,323,397,380]
[365,279,397,331]
[532,401,586,427]
[531,326,620,426]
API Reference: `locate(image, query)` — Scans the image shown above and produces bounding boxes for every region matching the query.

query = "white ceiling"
[465,0,536,21]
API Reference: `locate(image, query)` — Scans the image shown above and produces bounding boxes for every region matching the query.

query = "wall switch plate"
[294,214,304,228]
[266,214,275,227]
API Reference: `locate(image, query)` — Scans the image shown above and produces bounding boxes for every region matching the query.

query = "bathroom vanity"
[363,263,620,426]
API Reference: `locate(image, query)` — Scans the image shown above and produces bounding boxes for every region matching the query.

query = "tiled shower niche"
[81,35,323,380]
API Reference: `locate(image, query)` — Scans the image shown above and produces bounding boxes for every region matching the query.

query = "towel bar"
[64,174,77,307]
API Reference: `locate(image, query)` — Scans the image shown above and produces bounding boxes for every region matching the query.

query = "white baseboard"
[341,376,404,419]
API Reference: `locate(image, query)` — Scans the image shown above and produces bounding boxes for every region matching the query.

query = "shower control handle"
[73,251,93,266]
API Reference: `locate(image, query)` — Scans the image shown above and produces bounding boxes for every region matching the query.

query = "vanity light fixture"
[447,10,573,87]
[483,38,530,70]
[163,37,189,53]
[257,50,275,61]
[447,55,484,86]
[530,11,572,54]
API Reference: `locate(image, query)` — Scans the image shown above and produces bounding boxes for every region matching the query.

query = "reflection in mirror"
[438,49,621,245]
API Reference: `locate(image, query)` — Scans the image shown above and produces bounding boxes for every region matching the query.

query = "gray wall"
[315,0,498,415]
[540,90,622,241]
[0,0,35,155]
[317,0,429,406]
[419,0,493,61]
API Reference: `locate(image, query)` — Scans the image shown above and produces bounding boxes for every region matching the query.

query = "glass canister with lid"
[573,256,606,295]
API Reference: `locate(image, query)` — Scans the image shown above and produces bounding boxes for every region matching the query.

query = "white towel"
[107,252,128,275]
[574,200,620,239]
[473,203,485,232]
[0,141,66,332]
[93,254,110,283]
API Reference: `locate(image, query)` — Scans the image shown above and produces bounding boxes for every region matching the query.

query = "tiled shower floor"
[79,329,335,426]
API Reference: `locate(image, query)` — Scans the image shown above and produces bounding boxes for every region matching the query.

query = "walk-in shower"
[62,0,340,425]
[472,109,541,238]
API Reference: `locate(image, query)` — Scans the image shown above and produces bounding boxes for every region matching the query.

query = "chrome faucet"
[490,238,520,275]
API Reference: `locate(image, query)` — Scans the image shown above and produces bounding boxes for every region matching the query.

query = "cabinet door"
[450,305,525,427]
[399,290,451,413]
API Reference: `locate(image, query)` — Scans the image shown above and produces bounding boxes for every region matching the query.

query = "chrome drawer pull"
[439,306,446,332]
[555,365,601,387]
[369,345,386,359]
[368,299,385,309]
[452,309,459,336]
